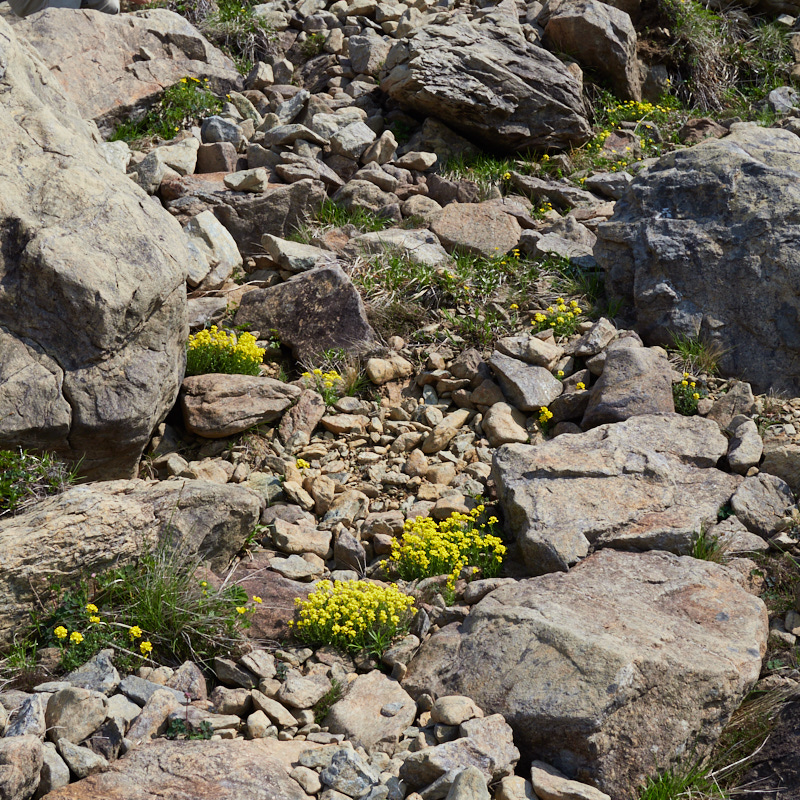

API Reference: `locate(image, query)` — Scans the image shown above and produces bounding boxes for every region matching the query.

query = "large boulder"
[41,738,310,800]
[0,15,190,479]
[381,18,591,153]
[0,479,261,648]
[403,549,768,799]
[233,265,375,362]
[492,414,737,574]
[595,125,800,394]
[544,0,641,101]
[5,8,242,137]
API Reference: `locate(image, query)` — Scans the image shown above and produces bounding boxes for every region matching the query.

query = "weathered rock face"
[595,125,800,394]
[233,265,375,362]
[6,8,242,137]
[0,15,189,479]
[0,479,260,648]
[381,20,591,153]
[403,549,769,800]
[544,0,640,101]
[492,414,735,574]
[41,738,310,800]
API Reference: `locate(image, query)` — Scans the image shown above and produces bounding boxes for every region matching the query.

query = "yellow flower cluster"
[531,298,583,337]
[301,368,343,391]
[386,508,505,592]
[534,200,554,218]
[539,407,554,426]
[186,326,265,377]
[605,99,673,119]
[296,458,311,470]
[292,580,416,655]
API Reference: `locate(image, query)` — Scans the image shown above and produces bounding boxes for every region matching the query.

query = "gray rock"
[126,690,182,745]
[584,171,633,200]
[276,670,332,710]
[45,687,108,744]
[261,234,332,272]
[545,0,640,100]
[64,649,120,696]
[5,694,46,738]
[705,382,756,429]
[349,34,392,76]
[349,228,451,268]
[0,16,192,480]
[529,761,610,800]
[496,336,563,370]
[161,662,205,703]
[489,352,563,412]
[381,20,590,152]
[214,658,258,690]
[320,748,381,797]
[7,8,241,136]
[331,121,378,160]
[727,419,763,475]
[234,265,375,362]
[224,168,271,192]
[213,179,327,256]
[430,696,484,727]
[761,433,800,493]
[402,550,767,799]
[263,123,329,148]
[581,346,674,428]
[119,676,190,708]
[445,766,490,800]
[201,116,245,147]
[251,691,298,729]
[731,473,795,539]
[334,531,367,572]
[595,126,800,394]
[493,414,735,573]
[37,743,71,798]
[481,403,529,448]
[270,554,325,581]
[333,180,398,214]
[57,738,109,779]
[0,478,261,645]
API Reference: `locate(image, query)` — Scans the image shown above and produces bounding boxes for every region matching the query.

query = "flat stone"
[530,761,611,800]
[403,550,768,799]
[431,203,521,258]
[493,414,736,574]
[181,374,300,439]
[270,554,325,581]
[41,739,311,800]
[324,670,416,754]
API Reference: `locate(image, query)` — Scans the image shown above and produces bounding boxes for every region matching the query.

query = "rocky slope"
[2,0,800,799]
